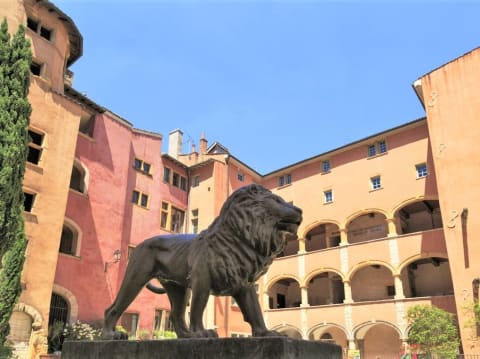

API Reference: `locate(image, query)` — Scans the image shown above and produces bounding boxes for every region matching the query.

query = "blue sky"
[57,1,479,174]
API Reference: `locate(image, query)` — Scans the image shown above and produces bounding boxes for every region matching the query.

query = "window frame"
[27,128,44,165]
[133,158,152,176]
[321,160,331,173]
[132,190,149,209]
[416,163,428,178]
[26,17,54,42]
[192,175,200,188]
[163,167,171,183]
[324,190,333,204]
[370,176,382,190]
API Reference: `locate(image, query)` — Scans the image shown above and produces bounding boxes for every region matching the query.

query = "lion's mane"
[194,185,290,295]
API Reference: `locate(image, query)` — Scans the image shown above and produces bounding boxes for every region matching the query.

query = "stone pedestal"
[62,337,342,359]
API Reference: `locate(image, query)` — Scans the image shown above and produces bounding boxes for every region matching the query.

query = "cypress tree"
[0,18,32,346]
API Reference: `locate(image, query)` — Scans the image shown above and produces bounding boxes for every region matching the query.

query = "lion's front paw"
[253,329,286,337]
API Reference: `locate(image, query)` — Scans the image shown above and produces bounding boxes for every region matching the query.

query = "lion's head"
[213,184,302,257]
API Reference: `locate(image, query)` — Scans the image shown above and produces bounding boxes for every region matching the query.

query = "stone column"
[394,275,405,299]
[298,237,306,253]
[343,281,353,303]
[301,286,309,307]
[340,228,348,245]
[387,217,398,237]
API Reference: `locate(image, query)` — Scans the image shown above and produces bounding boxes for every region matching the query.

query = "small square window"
[322,160,331,173]
[140,193,148,208]
[371,176,381,190]
[142,162,151,174]
[368,144,376,157]
[39,26,52,41]
[132,190,140,204]
[416,163,428,178]
[27,129,44,165]
[286,174,292,184]
[324,190,333,203]
[23,192,35,212]
[180,176,187,191]
[238,172,244,182]
[192,175,200,187]
[172,173,179,187]
[134,159,142,170]
[163,168,171,183]
[27,18,39,32]
[30,61,42,76]
[378,141,387,153]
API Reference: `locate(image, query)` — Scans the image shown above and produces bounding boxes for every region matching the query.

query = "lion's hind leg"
[103,246,155,339]
[161,282,191,338]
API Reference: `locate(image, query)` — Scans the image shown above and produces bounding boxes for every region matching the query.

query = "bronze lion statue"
[103,184,302,339]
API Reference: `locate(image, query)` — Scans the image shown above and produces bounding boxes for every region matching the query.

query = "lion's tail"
[146,283,166,294]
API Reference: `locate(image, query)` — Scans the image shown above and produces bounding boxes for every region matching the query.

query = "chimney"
[199,132,208,154]
[168,129,183,159]
[190,143,199,163]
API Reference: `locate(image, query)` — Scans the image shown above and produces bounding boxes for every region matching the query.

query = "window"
[27,17,53,41]
[27,18,39,32]
[368,141,388,157]
[322,160,331,173]
[69,162,87,193]
[191,209,199,234]
[79,115,95,137]
[371,176,381,190]
[172,173,179,187]
[132,190,148,208]
[48,293,69,327]
[160,202,169,229]
[59,224,78,256]
[23,192,35,212]
[30,61,42,76]
[416,163,428,178]
[133,158,151,175]
[120,313,139,337]
[27,129,44,165]
[180,176,187,191]
[278,174,292,187]
[378,140,387,154]
[163,167,171,183]
[238,172,244,182]
[154,310,174,333]
[170,207,185,233]
[324,190,333,204]
[192,175,200,187]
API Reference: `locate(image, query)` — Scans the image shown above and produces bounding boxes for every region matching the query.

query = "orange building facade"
[3,1,480,358]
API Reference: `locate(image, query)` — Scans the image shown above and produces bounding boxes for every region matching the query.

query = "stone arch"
[304,268,345,286]
[391,195,439,216]
[398,254,453,298]
[353,320,402,340]
[307,322,349,340]
[348,262,396,302]
[345,209,390,244]
[266,276,302,309]
[344,208,390,228]
[52,284,78,323]
[301,219,341,238]
[347,260,395,280]
[303,221,342,251]
[12,303,43,330]
[266,274,302,291]
[270,324,303,339]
